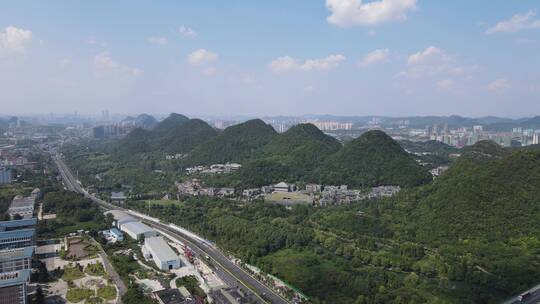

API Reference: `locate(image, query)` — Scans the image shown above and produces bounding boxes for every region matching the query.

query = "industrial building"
[143,236,180,271]
[105,210,137,229]
[7,197,35,220]
[121,222,157,241]
[102,228,124,243]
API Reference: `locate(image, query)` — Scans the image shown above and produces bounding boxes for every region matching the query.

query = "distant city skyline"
[0,1,539,116]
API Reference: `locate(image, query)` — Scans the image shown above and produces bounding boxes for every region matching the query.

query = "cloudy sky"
[0,1,539,117]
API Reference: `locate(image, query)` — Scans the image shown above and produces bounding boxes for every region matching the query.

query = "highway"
[503,284,540,304]
[52,154,290,304]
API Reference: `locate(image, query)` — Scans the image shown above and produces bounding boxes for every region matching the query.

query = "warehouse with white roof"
[120,222,157,241]
[143,236,181,271]
[104,210,137,229]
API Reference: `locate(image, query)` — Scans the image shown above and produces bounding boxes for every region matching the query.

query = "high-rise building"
[533,133,539,145]
[0,169,11,185]
[0,219,35,304]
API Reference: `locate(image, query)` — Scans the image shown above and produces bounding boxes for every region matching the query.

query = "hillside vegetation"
[125,141,540,303]
[186,119,277,165]
[66,114,431,191]
[317,130,432,187]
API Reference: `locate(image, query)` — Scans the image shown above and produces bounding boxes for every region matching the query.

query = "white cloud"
[359,48,390,66]
[437,79,454,90]
[486,10,540,34]
[407,46,444,65]
[147,36,168,45]
[187,49,217,65]
[326,0,417,27]
[0,26,32,52]
[269,54,345,73]
[397,46,478,91]
[398,46,477,80]
[367,30,377,36]
[487,78,511,92]
[94,52,141,78]
[179,26,197,38]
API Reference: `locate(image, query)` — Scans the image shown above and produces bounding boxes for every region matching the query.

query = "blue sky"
[0,0,539,117]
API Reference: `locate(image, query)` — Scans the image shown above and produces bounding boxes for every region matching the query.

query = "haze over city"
[1,1,539,117]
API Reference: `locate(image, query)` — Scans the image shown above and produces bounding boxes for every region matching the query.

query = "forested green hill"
[186,119,277,165]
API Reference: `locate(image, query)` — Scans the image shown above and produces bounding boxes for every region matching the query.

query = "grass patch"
[87,297,104,304]
[84,262,105,277]
[265,192,312,204]
[97,285,117,300]
[66,287,94,303]
[62,265,85,281]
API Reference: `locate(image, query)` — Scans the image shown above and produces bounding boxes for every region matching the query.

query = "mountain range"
[118,113,431,188]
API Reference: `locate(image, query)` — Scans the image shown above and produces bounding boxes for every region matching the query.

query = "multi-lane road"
[52,154,290,304]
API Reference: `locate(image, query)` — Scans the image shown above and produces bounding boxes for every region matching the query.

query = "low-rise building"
[121,222,157,241]
[154,288,196,304]
[273,182,290,193]
[8,197,34,220]
[102,228,124,243]
[111,191,127,204]
[143,237,180,271]
[105,210,137,229]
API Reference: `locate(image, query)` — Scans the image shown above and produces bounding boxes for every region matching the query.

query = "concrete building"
[111,191,127,204]
[0,219,37,232]
[0,270,30,304]
[0,168,12,185]
[102,228,124,243]
[0,219,35,304]
[8,197,34,220]
[273,182,290,193]
[154,288,196,304]
[0,247,33,273]
[105,210,137,229]
[143,236,180,271]
[121,222,157,241]
[0,229,35,250]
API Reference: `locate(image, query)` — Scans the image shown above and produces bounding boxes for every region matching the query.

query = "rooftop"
[122,221,154,235]
[0,218,37,231]
[154,288,196,304]
[145,236,179,262]
[0,270,31,288]
[0,246,34,262]
[0,228,35,240]
[10,197,34,209]
[105,210,136,222]
[111,191,126,199]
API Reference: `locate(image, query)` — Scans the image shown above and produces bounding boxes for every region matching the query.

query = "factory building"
[8,197,34,220]
[120,222,157,241]
[143,236,180,271]
[104,210,137,229]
